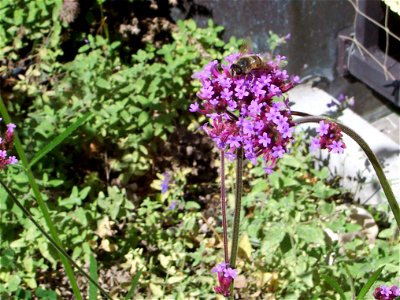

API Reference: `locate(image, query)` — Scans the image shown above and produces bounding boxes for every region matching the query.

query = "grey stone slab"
[372,113,400,144]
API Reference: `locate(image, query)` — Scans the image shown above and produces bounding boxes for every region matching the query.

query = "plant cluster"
[0,1,398,298]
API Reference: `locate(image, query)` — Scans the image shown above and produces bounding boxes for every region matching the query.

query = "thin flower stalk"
[229,147,243,299]
[220,150,229,263]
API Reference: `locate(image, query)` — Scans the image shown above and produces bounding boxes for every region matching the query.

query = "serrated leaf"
[251,179,268,193]
[167,276,185,284]
[24,277,37,289]
[78,44,90,53]
[35,287,58,299]
[158,254,170,268]
[23,257,33,273]
[7,275,21,292]
[13,9,23,25]
[185,201,200,210]
[79,186,91,200]
[281,155,302,169]
[138,111,149,126]
[296,224,325,245]
[268,172,281,189]
[96,78,111,89]
[149,283,163,297]
[377,228,394,238]
[10,238,25,248]
[74,207,88,226]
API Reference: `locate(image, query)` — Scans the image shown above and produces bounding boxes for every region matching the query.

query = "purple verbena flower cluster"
[211,262,238,297]
[0,118,18,170]
[191,53,300,173]
[374,284,400,300]
[310,121,346,154]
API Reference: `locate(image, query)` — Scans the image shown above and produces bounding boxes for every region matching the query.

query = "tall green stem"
[0,97,83,299]
[293,112,400,228]
[229,147,243,299]
[220,151,229,263]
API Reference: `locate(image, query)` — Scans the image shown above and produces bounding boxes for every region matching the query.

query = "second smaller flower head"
[373,284,400,300]
[211,262,238,297]
[310,120,346,154]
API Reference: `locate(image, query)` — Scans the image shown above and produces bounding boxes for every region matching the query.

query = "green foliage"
[0,0,62,61]
[1,1,398,298]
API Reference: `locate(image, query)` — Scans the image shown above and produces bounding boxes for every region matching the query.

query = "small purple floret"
[189,102,199,112]
[161,172,170,194]
[373,284,400,300]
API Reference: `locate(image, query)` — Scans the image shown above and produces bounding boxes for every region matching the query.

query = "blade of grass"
[29,112,93,168]
[356,265,385,300]
[89,254,99,300]
[0,96,83,300]
[124,269,142,300]
[321,274,346,300]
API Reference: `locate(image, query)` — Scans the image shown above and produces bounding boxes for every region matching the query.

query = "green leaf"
[311,167,329,180]
[281,155,303,169]
[24,277,37,289]
[356,265,385,300]
[268,172,281,189]
[74,207,88,226]
[296,224,325,245]
[96,78,111,89]
[79,186,91,200]
[7,275,21,292]
[23,257,33,273]
[78,44,90,53]
[321,274,346,300]
[185,201,200,210]
[250,179,268,193]
[138,111,149,126]
[13,9,23,25]
[88,254,99,300]
[124,269,142,300]
[378,228,395,238]
[261,225,286,253]
[29,112,94,168]
[35,287,58,299]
